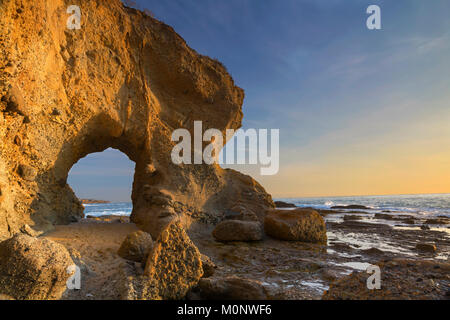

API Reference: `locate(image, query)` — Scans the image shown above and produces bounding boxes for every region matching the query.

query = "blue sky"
[68,0,450,201]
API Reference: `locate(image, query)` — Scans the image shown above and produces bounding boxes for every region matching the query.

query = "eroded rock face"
[264,209,327,243]
[144,220,203,299]
[0,234,74,300]
[119,220,203,300]
[0,0,274,240]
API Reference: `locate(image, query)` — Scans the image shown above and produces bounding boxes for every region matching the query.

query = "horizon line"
[272,192,450,199]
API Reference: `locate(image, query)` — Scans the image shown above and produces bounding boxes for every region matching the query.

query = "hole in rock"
[68,148,135,218]
[44,148,140,300]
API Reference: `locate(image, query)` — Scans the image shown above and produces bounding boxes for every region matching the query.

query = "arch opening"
[42,147,141,299]
[68,147,136,218]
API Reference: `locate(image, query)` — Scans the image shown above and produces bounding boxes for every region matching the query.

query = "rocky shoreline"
[11,207,442,300]
[0,0,448,301]
[187,207,449,300]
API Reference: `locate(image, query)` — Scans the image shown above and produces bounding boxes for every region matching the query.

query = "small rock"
[321,269,337,282]
[198,276,268,300]
[212,220,263,242]
[343,215,363,221]
[416,243,437,253]
[201,254,216,278]
[362,247,385,256]
[0,234,74,300]
[118,230,153,263]
[264,209,327,243]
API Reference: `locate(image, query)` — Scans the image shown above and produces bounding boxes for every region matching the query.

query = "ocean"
[276,193,450,218]
[82,193,450,218]
[83,202,132,217]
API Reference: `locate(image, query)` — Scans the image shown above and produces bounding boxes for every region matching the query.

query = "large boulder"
[0,234,74,300]
[118,230,153,263]
[212,220,263,242]
[264,209,327,243]
[198,276,268,300]
[143,220,203,300]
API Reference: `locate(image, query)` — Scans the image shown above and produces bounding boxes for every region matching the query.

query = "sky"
[68,0,450,201]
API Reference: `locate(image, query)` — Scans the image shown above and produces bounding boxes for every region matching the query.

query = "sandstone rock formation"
[212,220,263,242]
[0,0,274,241]
[264,209,327,243]
[0,234,74,300]
[120,220,203,300]
[144,220,203,299]
[118,230,153,263]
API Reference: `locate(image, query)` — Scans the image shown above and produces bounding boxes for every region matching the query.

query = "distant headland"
[80,199,110,204]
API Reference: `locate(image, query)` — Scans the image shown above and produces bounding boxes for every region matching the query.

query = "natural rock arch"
[0,0,274,241]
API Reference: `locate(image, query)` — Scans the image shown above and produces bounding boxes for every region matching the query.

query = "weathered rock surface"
[197,276,268,300]
[264,209,327,243]
[143,220,203,299]
[0,0,274,241]
[323,259,450,300]
[119,221,203,300]
[212,220,263,242]
[118,230,153,263]
[0,234,74,300]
